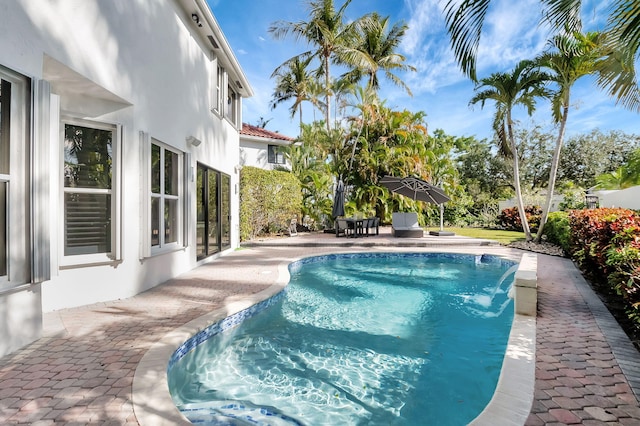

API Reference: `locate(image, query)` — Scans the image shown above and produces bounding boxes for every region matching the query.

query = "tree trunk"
[324,53,331,131]
[507,111,533,241]
[536,103,569,242]
[298,104,303,132]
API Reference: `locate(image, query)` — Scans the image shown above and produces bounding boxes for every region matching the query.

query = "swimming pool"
[168,253,517,425]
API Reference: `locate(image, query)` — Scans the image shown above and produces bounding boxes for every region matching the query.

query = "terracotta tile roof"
[241,123,295,142]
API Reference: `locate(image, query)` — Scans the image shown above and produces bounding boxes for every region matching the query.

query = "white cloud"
[399,0,468,94]
[477,0,549,72]
[402,0,443,54]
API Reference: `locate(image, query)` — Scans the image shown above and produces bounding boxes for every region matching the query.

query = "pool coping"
[132,250,536,425]
[132,260,291,425]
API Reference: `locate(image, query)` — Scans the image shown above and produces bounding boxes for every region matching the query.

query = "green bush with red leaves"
[498,205,542,232]
[569,208,640,330]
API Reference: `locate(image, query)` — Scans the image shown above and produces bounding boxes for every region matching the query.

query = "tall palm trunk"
[324,54,331,131]
[536,102,569,242]
[298,103,303,132]
[507,110,533,241]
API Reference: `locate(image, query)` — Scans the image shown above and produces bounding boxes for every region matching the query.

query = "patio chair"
[335,218,352,237]
[365,217,379,236]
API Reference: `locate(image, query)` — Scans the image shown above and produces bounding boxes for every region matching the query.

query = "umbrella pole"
[439,204,444,231]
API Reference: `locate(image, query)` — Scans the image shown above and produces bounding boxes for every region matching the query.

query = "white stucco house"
[589,186,640,210]
[239,123,295,170]
[0,0,253,357]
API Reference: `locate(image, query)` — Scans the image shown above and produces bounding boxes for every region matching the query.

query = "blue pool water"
[168,253,517,426]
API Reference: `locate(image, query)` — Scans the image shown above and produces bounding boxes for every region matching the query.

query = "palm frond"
[443,0,490,81]
[541,0,582,33]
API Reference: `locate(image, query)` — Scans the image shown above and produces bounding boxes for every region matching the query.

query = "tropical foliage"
[596,148,640,189]
[443,0,640,111]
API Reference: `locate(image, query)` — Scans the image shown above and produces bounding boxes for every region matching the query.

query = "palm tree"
[270,56,322,130]
[535,30,604,242]
[469,60,550,241]
[269,0,359,130]
[442,0,640,108]
[341,12,416,95]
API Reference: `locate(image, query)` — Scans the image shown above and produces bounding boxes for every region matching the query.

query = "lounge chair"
[392,212,423,238]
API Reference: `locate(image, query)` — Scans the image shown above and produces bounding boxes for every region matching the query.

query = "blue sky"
[208,0,639,141]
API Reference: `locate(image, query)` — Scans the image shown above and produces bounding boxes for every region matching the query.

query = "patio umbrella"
[379,175,450,204]
[331,179,345,218]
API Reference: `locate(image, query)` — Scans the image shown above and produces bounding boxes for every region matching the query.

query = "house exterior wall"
[239,137,292,170]
[596,186,640,209]
[0,0,251,357]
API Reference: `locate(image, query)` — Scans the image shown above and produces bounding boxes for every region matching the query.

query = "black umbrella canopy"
[379,175,450,204]
[332,179,345,217]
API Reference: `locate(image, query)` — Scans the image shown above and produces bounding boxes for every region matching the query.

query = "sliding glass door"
[196,163,230,260]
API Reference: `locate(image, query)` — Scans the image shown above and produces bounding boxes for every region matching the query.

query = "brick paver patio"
[0,231,638,425]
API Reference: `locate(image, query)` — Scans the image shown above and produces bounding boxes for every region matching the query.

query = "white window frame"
[225,84,238,126]
[268,144,286,165]
[149,138,184,254]
[211,63,225,117]
[59,117,121,267]
[210,58,220,114]
[0,65,30,290]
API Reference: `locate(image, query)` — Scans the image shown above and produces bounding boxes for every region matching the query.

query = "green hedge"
[239,166,302,241]
[542,211,571,253]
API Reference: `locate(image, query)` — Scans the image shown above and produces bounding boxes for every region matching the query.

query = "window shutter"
[31,79,51,282]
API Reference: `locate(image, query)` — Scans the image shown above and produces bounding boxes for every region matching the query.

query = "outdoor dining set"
[332,175,451,238]
[335,217,380,238]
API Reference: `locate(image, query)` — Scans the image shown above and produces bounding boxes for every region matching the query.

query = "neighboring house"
[240,123,295,170]
[0,0,252,357]
[589,186,640,209]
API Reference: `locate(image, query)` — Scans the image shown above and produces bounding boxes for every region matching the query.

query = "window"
[0,79,9,277]
[62,119,119,263]
[212,63,224,115]
[150,140,182,250]
[0,66,30,288]
[225,84,238,125]
[196,164,230,259]
[268,144,286,165]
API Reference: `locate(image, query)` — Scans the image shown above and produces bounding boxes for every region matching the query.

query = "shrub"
[239,166,302,241]
[498,205,541,232]
[569,208,640,332]
[543,211,570,253]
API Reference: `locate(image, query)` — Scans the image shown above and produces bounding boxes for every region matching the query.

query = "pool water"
[168,253,517,426]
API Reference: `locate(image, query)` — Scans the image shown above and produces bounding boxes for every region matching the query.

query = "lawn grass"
[429,227,526,245]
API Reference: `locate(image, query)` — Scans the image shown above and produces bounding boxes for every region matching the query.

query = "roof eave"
[178,0,254,98]
[240,134,294,145]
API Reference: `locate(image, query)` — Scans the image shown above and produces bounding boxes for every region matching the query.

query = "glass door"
[221,174,230,248]
[196,163,230,260]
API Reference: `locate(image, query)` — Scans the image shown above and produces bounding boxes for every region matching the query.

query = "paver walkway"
[526,256,640,425]
[0,232,639,425]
